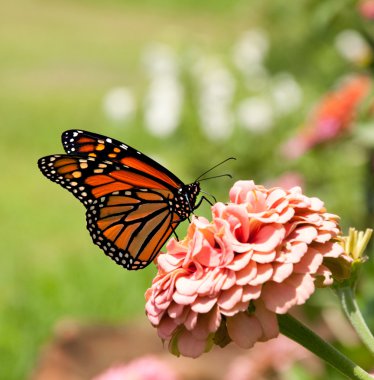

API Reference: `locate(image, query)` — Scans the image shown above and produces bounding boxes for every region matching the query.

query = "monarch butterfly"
[38,130,202,270]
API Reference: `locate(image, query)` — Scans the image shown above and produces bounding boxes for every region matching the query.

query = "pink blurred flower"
[92,355,179,380]
[359,0,374,19]
[224,335,321,380]
[281,75,371,159]
[145,180,346,358]
[266,172,305,190]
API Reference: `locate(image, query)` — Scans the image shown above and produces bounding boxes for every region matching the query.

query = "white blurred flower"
[142,43,184,137]
[200,67,235,104]
[237,97,274,133]
[270,73,303,115]
[144,76,183,137]
[142,43,179,78]
[103,87,136,122]
[232,29,269,71]
[193,57,236,140]
[199,104,234,140]
[335,30,372,65]
[243,64,269,92]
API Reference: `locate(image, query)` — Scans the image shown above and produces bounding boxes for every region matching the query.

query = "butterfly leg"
[194,195,213,210]
[170,220,180,240]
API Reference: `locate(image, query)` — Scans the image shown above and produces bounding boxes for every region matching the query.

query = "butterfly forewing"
[62,130,182,191]
[38,130,201,270]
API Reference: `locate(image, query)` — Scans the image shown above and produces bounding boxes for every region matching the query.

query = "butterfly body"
[38,130,200,270]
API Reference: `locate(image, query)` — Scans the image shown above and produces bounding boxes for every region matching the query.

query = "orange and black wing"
[37,154,179,269]
[86,189,177,270]
[62,129,183,192]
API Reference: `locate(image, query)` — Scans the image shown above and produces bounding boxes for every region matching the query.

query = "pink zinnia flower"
[281,75,371,159]
[145,181,346,358]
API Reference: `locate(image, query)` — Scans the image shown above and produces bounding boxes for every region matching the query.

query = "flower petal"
[175,329,208,358]
[293,246,323,274]
[236,261,257,285]
[271,262,294,282]
[218,285,244,311]
[157,316,178,339]
[248,263,273,285]
[254,300,279,341]
[173,291,197,305]
[227,312,263,348]
[176,276,204,296]
[191,296,217,313]
[261,274,315,313]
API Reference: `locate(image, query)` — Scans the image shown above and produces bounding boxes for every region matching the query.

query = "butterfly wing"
[62,129,183,191]
[38,154,179,269]
[87,190,176,269]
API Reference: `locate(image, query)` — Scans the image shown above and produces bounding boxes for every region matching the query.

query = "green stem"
[336,286,374,357]
[278,314,373,380]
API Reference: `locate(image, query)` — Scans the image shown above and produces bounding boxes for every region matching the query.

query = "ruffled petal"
[227,312,263,349]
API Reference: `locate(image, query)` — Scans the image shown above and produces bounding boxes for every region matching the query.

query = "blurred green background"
[1,0,374,378]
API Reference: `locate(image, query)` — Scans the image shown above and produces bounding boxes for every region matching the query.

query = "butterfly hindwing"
[86,190,177,269]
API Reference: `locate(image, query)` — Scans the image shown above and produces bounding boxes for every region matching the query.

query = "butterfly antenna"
[195,157,236,182]
[198,173,232,182]
[200,190,217,204]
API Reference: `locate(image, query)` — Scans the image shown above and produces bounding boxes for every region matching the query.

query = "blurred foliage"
[1,0,374,379]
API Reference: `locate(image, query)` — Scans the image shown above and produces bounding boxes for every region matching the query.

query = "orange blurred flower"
[359,0,374,19]
[281,75,371,159]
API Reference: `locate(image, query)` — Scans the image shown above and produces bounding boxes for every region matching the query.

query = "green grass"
[0,1,253,377]
[1,0,373,378]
